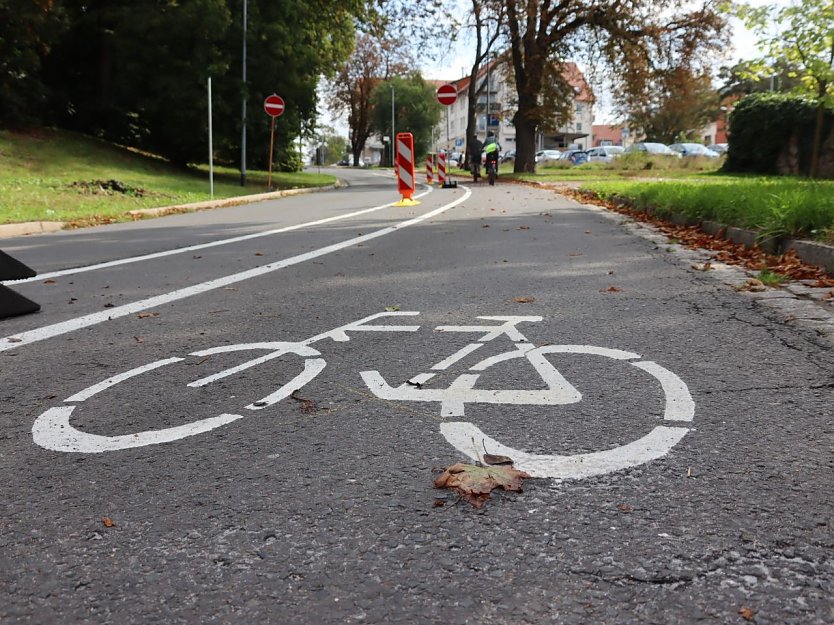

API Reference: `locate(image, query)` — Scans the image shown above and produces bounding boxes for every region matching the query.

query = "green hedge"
[724,93,833,175]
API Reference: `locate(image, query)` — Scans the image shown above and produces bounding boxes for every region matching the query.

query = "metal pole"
[390,85,395,167]
[485,59,490,140]
[208,77,214,199]
[240,0,247,187]
[267,116,276,190]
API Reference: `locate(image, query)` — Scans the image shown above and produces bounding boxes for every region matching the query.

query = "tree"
[371,74,442,159]
[718,59,802,98]
[737,0,834,177]
[626,67,719,143]
[503,0,727,172]
[461,0,505,167]
[330,33,409,167]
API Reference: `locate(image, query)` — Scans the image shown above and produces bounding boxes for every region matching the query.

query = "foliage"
[0,128,334,225]
[502,0,728,173]
[0,1,69,127]
[371,75,442,158]
[583,175,834,240]
[718,59,803,98]
[2,0,364,168]
[724,93,833,175]
[625,67,720,144]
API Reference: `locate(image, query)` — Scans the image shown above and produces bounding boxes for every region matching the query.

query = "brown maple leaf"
[738,606,756,621]
[434,463,530,508]
[102,516,115,528]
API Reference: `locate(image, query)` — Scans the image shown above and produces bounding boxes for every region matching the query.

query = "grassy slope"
[0,128,335,225]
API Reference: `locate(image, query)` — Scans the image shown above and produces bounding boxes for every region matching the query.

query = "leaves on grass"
[434,463,530,508]
[137,312,159,318]
[513,296,535,303]
[101,516,115,528]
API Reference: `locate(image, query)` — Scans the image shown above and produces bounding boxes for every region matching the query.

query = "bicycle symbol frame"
[32,312,694,480]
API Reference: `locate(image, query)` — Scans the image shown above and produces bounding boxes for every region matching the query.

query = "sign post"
[264,94,285,190]
[435,85,459,189]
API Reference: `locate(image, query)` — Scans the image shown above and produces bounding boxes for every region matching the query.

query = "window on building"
[575,122,582,132]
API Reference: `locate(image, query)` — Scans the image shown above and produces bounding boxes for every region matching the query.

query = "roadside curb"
[0,181,347,240]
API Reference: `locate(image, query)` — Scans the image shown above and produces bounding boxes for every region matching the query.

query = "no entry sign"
[264,94,285,117]
[436,84,457,106]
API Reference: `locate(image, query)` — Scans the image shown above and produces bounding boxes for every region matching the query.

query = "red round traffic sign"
[264,94,285,117]
[436,84,457,106]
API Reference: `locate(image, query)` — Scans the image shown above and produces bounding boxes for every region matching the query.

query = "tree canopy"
[372,75,442,159]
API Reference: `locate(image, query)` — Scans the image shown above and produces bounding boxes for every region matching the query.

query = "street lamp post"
[390,85,395,167]
[240,0,247,187]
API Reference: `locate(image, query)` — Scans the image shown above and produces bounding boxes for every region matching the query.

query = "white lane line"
[1,188,471,353]
[4,186,433,285]
[65,357,184,402]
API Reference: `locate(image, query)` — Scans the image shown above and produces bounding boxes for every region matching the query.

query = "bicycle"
[31,312,695,480]
[485,156,498,186]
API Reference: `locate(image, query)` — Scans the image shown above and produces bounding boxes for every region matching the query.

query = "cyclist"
[483,132,501,182]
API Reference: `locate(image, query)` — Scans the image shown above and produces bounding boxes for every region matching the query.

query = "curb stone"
[0,181,346,240]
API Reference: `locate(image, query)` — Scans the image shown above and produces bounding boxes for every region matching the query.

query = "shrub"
[724,93,833,175]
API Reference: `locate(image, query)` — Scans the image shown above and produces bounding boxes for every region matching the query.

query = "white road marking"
[4,186,433,286]
[440,422,690,480]
[1,191,469,353]
[31,311,423,453]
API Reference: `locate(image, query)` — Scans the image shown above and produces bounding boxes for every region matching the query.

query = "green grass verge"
[0,128,336,225]
[581,175,834,242]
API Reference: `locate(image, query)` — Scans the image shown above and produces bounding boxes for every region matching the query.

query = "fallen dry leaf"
[738,607,756,621]
[43,279,56,284]
[513,297,535,303]
[102,516,115,528]
[691,262,714,271]
[103,303,115,308]
[517,226,530,230]
[290,390,318,414]
[736,278,767,292]
[601,286,622,293]
[254,252,264,256]
[137,312,160,318]
[133,336,143,343]
[384,305,401,312]
[616,503,633,513]
[483,453,514,466]
[569,252,583,257]
[434,462,530,508]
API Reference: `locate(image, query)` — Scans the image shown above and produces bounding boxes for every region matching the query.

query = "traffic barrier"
[394,132,419,206]
[426,154,434,185]
[0,249,40,319]
[436,152,446,186]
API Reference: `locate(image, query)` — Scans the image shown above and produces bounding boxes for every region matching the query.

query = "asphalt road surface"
[1,168,832,624]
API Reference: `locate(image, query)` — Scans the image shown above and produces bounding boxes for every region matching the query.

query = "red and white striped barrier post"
[426,153,434,185]
[436,152,447,187]
[394,132,419,206]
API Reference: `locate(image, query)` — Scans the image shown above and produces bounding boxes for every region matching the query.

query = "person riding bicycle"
[483,131,501,173]
[468,135,483,181]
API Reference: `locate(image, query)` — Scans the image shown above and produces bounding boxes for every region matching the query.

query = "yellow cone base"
[394,197,420,207]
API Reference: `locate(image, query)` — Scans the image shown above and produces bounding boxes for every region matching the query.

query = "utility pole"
[240,0,247,187]
[390,85,395,167]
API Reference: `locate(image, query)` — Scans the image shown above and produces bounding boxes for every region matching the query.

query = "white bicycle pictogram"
[32,312,694,479]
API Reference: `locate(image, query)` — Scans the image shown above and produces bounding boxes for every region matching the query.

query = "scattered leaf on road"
[434,463,531,508]
[736,278,767,292]
[483,453,514,466]
[290,390,318,414]
[137,312,159,318]
[738,607,756,621]
[43,279,56,284]
[517,226,530,230]
[691,262,714,271]
[103,303,115,308]
[601,286,621,293]
[617,503,633,513]
[133,336,143,343]
[385,305,401,312]
[254,252,264,256]
[569,252,583,257]
[101,516,115,528]
[514,297,535,303]
[7,337,22,343]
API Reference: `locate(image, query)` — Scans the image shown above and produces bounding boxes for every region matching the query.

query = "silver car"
[669,143,720,158]
[586,146,624,163]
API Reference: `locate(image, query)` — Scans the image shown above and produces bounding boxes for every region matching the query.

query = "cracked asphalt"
[1,168,832,624]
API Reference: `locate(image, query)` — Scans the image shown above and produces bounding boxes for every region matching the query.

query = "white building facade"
[432,60,595,155]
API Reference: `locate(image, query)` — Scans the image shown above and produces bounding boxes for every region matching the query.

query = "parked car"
[448,152,464,168]
[623,142,681,157]
[500,149,516,164]
[586,145,624,163]
[559,149,589,165]
[668,143,721,158]
[535,149,562,164]
[706,143,728,154]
